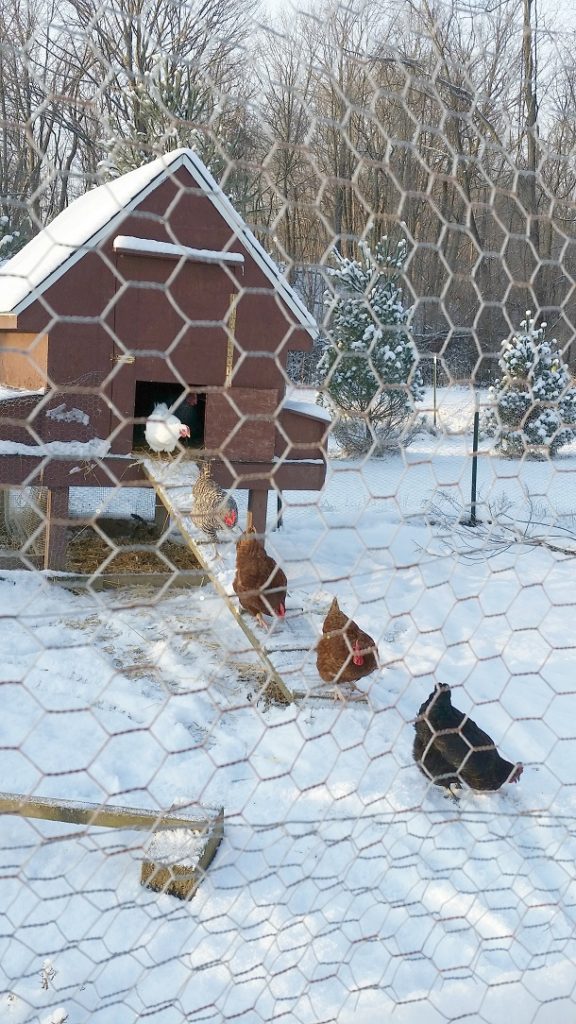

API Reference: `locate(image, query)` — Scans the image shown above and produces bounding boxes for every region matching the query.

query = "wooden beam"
[141,816,224,900]
[247,489,268,535]
[0,791,223,833]
[0,456,149,487]
[48,570,210,591]
[0,455,326,491]
[0,314,18,329]
[44,487,69,571]
[211,459,326,492]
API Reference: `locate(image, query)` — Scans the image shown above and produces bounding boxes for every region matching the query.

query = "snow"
[282,397,332,422]
[46,403,90,426]
[143,827,207,867]
[0,438,110,458]
[0,384,44,402]
[2,390,576,1021]
[113,234,245,265]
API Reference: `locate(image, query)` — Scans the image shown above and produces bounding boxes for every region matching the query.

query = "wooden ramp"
[142,458,369,704]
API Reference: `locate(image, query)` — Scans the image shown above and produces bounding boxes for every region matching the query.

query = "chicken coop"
[0,149,328,571]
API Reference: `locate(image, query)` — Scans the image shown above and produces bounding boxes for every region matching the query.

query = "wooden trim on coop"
[0,455,149,487]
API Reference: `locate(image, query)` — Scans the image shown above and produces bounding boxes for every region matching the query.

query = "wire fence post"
[469,409,480,527]
[433,355,438,429]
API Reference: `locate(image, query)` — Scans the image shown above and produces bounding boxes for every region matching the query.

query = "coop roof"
[0,149,318,337]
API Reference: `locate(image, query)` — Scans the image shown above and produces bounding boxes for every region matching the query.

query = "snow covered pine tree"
[318,236,423,456]
[486,312,576,457]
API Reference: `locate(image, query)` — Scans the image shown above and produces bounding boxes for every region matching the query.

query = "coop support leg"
[44,488,70,571]
[153,491,168,536]
[247,489,268,537]
[275,491,284,531]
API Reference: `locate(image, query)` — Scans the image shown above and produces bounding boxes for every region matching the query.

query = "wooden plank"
[0,454,326,491]
[0,456,149,487]
[0,791,222,833]
[44,487,69,571]
[211,459,326,491]
[143,462,294,705]
[204,388,279,461]
[141,813,224,901]
[247,488,268,535]
[48,570,210,591]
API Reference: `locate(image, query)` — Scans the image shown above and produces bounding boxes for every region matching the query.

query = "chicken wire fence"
[2,0,576,1021]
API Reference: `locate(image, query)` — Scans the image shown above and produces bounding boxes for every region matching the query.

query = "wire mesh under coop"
[0,484,202,578]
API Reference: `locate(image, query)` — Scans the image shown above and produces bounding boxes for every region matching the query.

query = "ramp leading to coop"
[143,457,295,705]
[143,458,369,705]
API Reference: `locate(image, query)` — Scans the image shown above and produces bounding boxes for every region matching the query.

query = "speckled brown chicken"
[191,461,238,542]
[316,598,378,695]
[233,529,287,628]
[413,683,524,792]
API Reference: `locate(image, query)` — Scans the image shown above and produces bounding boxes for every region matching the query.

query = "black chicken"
[413,683,523,792]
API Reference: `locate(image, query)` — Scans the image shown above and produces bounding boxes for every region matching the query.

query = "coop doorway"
[133,381,206,451]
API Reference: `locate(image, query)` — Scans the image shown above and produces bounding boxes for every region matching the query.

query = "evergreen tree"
[0,213,27,262]
[487,312,576,457]
[318,236,423,455]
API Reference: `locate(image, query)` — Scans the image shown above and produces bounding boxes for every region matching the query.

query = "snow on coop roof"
[0,149,318,338]
[281,398,332,423]
[113,235,245,265]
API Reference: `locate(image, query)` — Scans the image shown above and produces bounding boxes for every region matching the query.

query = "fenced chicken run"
[2,2,576,1022]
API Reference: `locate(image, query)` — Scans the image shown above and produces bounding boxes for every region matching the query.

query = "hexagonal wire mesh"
[1,0,576,1020]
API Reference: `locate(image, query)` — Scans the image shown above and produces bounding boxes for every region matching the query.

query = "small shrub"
[485,312,576,457]
[318,235,423,456]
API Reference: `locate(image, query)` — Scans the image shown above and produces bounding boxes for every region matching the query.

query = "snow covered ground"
[2,387,576,1023]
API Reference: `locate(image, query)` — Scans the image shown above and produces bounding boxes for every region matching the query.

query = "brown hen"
[233,529,287,628]
[316,598,378,696]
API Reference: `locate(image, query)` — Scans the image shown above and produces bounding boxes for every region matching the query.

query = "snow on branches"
[318,236,423,456]
[485,312,576,457]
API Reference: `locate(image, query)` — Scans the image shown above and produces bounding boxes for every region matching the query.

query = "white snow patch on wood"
[0,438,110,457]
[113,234,244,265]
[46,404,90,426]
[282,398,332,423]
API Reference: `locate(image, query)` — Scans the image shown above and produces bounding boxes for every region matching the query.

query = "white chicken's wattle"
[145,403,191,453]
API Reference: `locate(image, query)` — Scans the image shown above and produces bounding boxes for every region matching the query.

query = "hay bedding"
[67,530,200,575]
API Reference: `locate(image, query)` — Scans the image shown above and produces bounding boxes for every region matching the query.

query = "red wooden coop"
[0,149,328,570]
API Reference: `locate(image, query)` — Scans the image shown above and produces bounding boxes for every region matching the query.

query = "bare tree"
[64,0,261,175]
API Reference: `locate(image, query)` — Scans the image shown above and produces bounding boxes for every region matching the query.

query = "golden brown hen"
[316,598,378,697]
[233,529,287,628]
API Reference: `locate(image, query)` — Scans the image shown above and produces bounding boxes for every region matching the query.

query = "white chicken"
[145,403,191,453]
